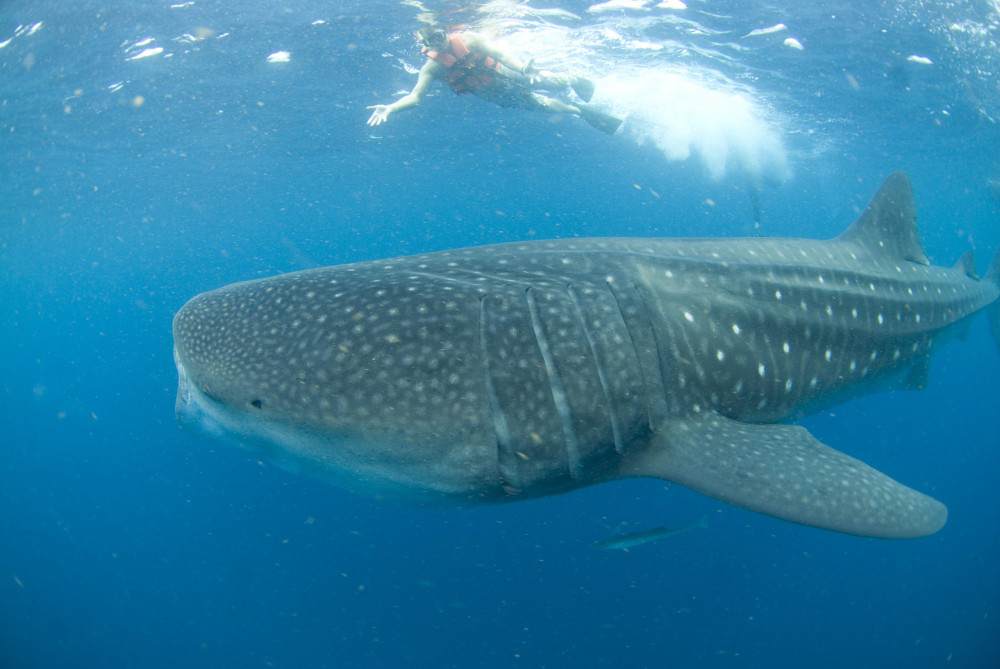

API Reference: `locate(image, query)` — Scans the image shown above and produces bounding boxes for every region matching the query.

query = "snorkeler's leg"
[531,94,580,114]
[530,69,594,102]
[532,93,622,135]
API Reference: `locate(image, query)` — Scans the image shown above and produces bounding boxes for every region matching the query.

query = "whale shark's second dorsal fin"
[837,172,929,265]
[953,251,978,279]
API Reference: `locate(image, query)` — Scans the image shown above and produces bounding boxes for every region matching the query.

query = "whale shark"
[173,173,1000,538]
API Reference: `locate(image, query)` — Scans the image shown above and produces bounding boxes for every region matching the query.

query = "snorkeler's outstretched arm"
[366,60,441,126]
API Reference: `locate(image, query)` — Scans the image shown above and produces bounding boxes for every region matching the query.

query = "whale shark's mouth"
[173,349,228,440]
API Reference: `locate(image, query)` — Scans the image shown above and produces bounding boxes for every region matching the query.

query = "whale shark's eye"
[250,399,263,409]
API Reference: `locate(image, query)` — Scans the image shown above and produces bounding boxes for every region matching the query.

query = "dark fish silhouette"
[593,515,710,550]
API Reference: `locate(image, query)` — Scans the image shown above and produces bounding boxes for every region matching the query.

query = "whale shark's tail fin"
[987,247,1000,354]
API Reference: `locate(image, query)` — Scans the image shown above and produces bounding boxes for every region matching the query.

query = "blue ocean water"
[2,0,999,666]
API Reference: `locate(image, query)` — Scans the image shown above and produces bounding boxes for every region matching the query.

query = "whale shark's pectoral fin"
[626,414,947,538]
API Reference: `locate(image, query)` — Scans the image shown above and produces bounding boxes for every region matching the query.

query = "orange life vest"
[423,34,502,94]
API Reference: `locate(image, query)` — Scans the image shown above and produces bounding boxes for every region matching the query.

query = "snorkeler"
[366,25,622,134]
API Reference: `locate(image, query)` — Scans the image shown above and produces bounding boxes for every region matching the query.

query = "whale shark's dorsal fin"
[953,251,978,279]
[838,172,929,265]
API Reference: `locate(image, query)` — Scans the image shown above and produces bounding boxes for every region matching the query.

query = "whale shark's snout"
[171,269,517,503]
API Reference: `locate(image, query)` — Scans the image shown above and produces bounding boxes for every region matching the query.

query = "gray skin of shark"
[173,173,1000,538]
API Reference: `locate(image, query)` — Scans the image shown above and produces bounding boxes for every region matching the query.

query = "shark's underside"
[173,173,1000,538]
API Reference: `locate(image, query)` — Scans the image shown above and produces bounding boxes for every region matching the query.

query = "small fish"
[593,515,709,550]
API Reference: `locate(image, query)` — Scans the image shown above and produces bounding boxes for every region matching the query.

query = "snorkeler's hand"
[366,105,391,126]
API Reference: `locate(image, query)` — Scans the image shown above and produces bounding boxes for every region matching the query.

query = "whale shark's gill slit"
[630,283,676,420]
[606,281,671,430]
[525,286,583,478]
[567,284,625,455]
[605,281,654,431]
[478,295,513,487]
